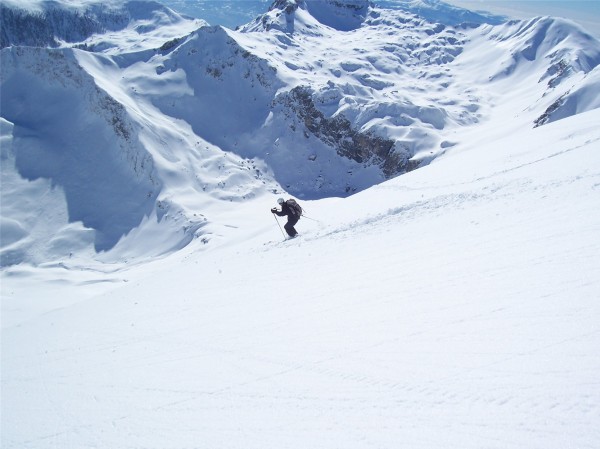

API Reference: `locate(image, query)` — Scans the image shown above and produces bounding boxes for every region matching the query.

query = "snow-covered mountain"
[2,1,600,448]
[0,0,207,51]
[378,0,505,26]
[1,0,599,265]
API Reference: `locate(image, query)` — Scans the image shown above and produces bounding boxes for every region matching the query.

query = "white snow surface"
[3,106,600,448]
[1,0,600,447]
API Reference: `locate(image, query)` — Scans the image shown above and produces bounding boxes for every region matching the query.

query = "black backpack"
[286,199,302,219]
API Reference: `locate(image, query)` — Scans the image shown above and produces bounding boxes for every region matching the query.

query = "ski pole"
[301,214,319,223]
[299,205,319,223]
[273,213,286,238]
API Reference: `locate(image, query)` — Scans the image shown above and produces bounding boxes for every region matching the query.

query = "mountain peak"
[245,0,372,33]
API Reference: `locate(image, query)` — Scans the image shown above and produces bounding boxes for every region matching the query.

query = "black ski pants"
[284,216,299,237]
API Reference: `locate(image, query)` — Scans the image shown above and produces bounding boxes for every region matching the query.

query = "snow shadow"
[1,56,159,252]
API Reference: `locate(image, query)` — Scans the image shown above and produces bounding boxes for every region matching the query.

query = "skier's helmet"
[277,197,284,205]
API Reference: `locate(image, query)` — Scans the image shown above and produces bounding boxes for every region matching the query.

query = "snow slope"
[379,0,506,26]
[2,104,599,448]
[2,0,600,446]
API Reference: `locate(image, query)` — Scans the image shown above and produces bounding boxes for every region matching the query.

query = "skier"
[271,197,302,238]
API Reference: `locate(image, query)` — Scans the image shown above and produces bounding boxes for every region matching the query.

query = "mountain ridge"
[0,0,205,51]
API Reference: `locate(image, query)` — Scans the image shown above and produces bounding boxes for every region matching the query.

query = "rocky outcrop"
[277,86,411,178]
[0,1,190,49]
[0,3,127,48]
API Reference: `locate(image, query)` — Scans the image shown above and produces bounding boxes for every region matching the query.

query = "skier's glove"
[271,208,277,213]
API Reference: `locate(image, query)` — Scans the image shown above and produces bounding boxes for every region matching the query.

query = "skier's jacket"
[275,199,302,220]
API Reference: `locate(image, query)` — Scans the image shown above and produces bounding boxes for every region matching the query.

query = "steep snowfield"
[2,107,599,448]
[2,1,600,446]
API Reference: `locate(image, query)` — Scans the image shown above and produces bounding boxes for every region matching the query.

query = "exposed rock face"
[0,3,127,48]
[0,1,193,49]
[277,86,410,178]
